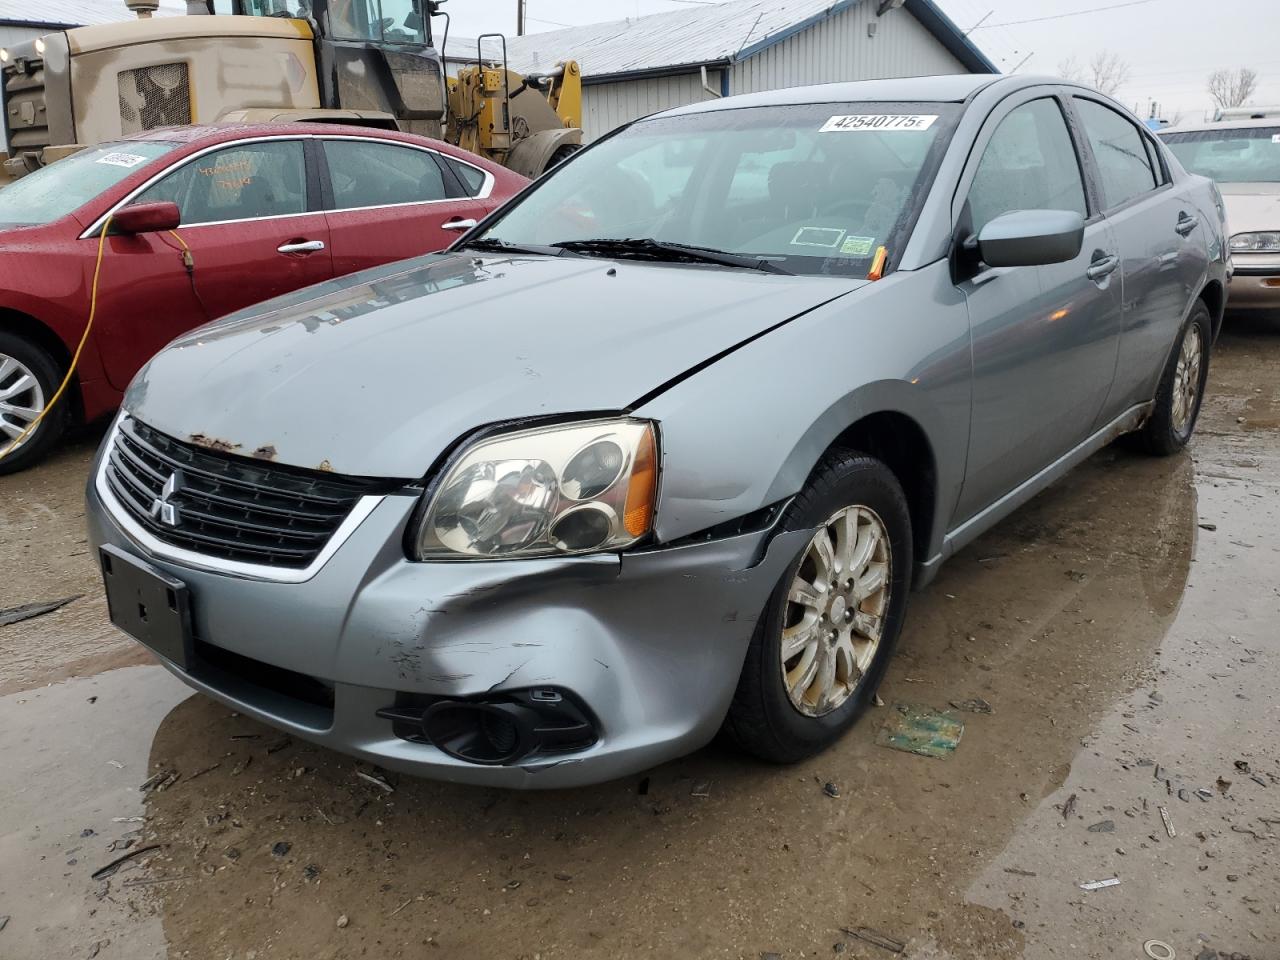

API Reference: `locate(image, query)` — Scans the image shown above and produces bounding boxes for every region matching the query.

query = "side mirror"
[112,201,181,235]
[977,209,1085,268]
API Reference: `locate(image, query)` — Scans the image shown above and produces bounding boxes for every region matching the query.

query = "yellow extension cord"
[0,215,114,463]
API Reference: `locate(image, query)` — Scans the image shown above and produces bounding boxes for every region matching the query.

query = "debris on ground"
[0,915,9,932]
[0,596,80,627]
[1078,877,1121,891]
[1062,793,1078,820]
[1087,819,1115,833]
[1198,522,1217,531]
[265,736,292,755]
[90,844,162,881]
[841,927,905,954]
[823,782,840,798]
[1143,939,1175,960]
[355,771,394,794]
[690,780,711,798]
[186,763,220,782]
[1003,867,1036,877]
[336,914,349,929]
[139,770,180,793]
[271,842,291,858]
[875,703,963,758]
[1159,805,1176,838]
[948,697,993,714]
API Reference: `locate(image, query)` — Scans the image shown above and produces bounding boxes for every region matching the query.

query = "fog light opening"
[421,702,529,765]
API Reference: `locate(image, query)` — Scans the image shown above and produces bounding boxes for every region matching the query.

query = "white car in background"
[1160,118,1280,313]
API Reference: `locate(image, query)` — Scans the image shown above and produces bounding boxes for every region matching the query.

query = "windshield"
[472,102,959,277]
[0,141,177,229]
[1160,127,1280,183]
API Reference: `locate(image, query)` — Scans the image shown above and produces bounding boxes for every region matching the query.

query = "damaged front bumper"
[86,451,804,788]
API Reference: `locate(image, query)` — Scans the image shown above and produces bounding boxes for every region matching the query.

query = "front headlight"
[412,419,659,560]
[1230,231,1280,253]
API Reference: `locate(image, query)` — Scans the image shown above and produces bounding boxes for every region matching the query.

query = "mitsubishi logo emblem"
[149,472,181,527]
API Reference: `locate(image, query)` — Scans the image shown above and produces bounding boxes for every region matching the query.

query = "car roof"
[1158,117,1280,135]
[656,73,1025,118]
[115,122,484,160]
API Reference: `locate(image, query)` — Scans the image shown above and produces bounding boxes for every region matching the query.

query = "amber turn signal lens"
[623,426,657,537]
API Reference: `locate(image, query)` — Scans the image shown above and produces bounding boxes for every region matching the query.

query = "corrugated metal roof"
[450,0,993,80]
[0,0,186,28]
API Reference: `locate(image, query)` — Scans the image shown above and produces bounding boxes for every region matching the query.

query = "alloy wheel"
[1171,322,1203,435]
[780,504,892,717]
[0,353,45,452]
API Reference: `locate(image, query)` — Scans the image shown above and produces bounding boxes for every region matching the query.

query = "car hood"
[1220,182,1280,236]
[126,252,863,478]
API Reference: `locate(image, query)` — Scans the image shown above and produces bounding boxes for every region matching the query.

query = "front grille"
[104,417,387,569]
[118,62,191,134]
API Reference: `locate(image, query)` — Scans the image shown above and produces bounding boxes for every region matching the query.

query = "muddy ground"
[1,317,1277,960]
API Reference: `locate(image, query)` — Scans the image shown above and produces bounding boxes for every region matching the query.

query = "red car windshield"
[0,141,177,229]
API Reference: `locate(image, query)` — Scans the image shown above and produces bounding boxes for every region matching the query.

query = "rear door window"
[967,97,1089,233]
[442,156,489,197]
[323,139,449,210]
[135,140,307,224]
[1074,98,1160,209]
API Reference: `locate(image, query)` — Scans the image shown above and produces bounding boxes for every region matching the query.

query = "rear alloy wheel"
[0,333,68,475]
[723,451,912,763]
[1134,301,1212,456]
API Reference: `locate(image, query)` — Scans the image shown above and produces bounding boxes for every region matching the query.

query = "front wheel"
[1134,301,1211,456]
[722,451,912,763]
[0,332,68,475]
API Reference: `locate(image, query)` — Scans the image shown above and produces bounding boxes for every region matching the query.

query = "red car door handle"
[277,239,326,254]
[441,219,478,232]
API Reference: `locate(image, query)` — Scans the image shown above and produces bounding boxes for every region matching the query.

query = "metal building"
[447,0,995,142]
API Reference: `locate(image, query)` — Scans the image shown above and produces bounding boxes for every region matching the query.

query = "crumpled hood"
[1220,182,1280,236]
[127,252,862,477]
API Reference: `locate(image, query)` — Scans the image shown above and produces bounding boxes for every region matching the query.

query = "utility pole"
[517,0,525,36]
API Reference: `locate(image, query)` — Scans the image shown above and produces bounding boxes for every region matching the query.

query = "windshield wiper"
[551,238,792,275]
[457,237,563,256]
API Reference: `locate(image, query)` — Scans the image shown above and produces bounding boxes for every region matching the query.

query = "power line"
[973,0,1157,30]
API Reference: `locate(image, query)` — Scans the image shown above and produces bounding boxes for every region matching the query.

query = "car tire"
[722,450,913,764]
[0,332,68,476]
[1134,300,1212,457]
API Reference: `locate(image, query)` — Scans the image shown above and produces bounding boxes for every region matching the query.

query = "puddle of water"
[0,666,191,960]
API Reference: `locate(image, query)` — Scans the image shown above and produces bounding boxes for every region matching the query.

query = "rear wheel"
[0,332,68,475]
[1134,301,1211,456]
[722,451,912,763]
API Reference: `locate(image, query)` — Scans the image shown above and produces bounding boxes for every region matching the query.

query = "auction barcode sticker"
[821,114,938,132]
[95,152,149,168]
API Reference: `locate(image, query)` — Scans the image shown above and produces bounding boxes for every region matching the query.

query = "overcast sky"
[439,0,1280,122]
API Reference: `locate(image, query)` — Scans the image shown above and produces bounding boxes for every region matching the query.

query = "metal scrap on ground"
[1078,877,1121,891]
[0,596,80,627]
[875,703,963,758]
[841,927,905,953]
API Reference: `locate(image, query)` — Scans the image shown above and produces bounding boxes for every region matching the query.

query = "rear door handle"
[1086,254,1119,281]
[1175,213,1199,237]
[441,218,478,232]
[277,239,326,254]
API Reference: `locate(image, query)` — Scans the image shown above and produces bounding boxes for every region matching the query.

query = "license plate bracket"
[99,544,193,671]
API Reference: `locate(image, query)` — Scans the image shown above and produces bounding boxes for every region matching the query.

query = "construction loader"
[0,0,581,181]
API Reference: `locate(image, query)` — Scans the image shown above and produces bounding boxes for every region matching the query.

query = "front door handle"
[1086,254,1119,281]
[277,239,326,254]
[1175,213,1200,237]
[441,218,478,232]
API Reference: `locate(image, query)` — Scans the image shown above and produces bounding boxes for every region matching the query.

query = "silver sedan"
[87,74,1228,787]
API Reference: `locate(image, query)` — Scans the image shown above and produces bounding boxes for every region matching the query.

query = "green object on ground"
[875,702,964,758]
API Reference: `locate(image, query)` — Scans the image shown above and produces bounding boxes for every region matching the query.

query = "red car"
[0,123,527,473]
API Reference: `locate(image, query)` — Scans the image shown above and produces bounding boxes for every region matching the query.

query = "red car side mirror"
[112,201,181,235]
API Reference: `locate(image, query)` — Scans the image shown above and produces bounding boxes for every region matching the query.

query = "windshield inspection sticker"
[821,114,938,133]
[792,226,845,248]
[840,235,876,256]
[95,152,149,168]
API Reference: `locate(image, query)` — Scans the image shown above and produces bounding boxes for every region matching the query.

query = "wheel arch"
[821,410,938,587]
[1198,278,1226,342]
[0,306,84,421]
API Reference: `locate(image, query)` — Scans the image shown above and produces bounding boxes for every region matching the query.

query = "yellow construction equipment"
[0,0,582,182]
